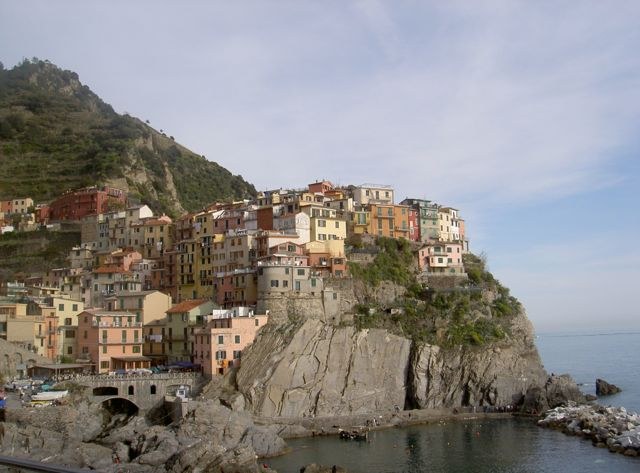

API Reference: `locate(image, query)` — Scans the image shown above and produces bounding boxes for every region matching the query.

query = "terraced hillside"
[0,58,256,216]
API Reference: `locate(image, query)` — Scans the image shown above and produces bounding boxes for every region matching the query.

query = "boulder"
[596,378,621,396]
[522,374,585,413]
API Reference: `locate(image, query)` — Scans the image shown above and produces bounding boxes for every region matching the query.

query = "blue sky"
[1,1,639,332]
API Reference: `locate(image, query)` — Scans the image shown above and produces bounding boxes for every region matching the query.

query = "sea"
[267,331,640,473]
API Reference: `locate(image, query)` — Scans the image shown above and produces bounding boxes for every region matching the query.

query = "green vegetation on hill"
[348,238,520,347]
[0,59,256,215]
[0,229,80,279]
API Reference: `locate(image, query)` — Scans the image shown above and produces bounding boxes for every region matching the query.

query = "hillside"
[0,58,256,216]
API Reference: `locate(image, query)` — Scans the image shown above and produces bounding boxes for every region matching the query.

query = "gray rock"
[596,378,621,396]
[237,319,411,416]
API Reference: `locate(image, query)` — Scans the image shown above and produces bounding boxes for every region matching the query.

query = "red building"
[49,186,127,221]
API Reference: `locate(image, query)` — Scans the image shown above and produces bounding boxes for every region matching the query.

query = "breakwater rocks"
[538,404,640,457]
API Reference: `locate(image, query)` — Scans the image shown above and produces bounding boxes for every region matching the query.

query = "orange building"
[76,309,148,373]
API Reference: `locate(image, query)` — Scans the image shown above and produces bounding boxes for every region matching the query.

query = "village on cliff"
[0,181,470,378]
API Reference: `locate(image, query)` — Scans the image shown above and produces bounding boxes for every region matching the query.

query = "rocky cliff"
[236,246,562,417]
[237,305,547,417]
[237,319,411,417]
[408,308,547,408]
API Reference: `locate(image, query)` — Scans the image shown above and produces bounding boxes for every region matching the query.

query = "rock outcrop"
[408,308,547,409]
[596,378,622,396]
[237,306,564,416]
[1,397,285,472]
[237,319,412,417]
[521,374,586,414]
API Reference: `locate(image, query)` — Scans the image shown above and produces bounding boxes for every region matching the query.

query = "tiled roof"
[93,265,129,274]
[166,298,209,313]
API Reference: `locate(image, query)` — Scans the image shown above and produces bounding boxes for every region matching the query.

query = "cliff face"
[408,309,547,408]
[236,319,411,417]
[237,306,548,417]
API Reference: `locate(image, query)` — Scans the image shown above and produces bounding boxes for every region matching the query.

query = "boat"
[31,390,68,401]
[339,429,369,441]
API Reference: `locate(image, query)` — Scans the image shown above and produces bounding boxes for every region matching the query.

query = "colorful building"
[165,299,216,363]
[76,309,147,373]
[49,187,126,222]
[193,313,268,376]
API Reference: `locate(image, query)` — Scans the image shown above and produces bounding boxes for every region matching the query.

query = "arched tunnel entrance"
[98,397,140,438]
[101,397,139,417]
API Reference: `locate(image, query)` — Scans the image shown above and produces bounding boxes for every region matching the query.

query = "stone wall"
[0,338,49,378]
[257,277,357,326]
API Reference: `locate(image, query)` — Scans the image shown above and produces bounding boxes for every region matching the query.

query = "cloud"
[3,2,638,206]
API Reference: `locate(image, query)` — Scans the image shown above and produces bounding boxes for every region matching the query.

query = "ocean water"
[267,331,640,473]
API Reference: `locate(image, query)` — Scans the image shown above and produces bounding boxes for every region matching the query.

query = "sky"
[1,0,639,332]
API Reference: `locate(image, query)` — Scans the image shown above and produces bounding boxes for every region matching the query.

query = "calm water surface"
[267,332,640,473]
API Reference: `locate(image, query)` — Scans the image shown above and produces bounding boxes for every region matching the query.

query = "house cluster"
[0,181,469,376]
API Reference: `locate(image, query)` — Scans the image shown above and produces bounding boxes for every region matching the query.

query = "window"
[333,293,338,300]
[102,345,107,354]
[255,319,259,326]
[218,335,224,344]
[311,279,317,287]
[297,269,305,276]
[65,318,72,325]
[270,280,279,288]
[318,219,326,227]
[83,330,87,339]
[72,304,78,312]
[235,335,240,344]
[335,221,340,228]
[100,361,109,369]
[128,386,134,395]
[233,350,242,359]
[67,346,73,355]
[283,280,288,288]
[133,345,141,353]
[216,350,227,360]
[58,304,64,311]
[150,385,157,395]
[438,258,443,263]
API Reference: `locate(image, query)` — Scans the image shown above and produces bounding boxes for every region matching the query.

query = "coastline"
[255,407,517,447]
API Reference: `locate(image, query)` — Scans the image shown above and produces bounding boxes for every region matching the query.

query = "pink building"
[193,314,268,376]
[417,242,466,275]
[76,309,148,374]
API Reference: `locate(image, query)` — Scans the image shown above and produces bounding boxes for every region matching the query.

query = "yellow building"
[302,205,347,243]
